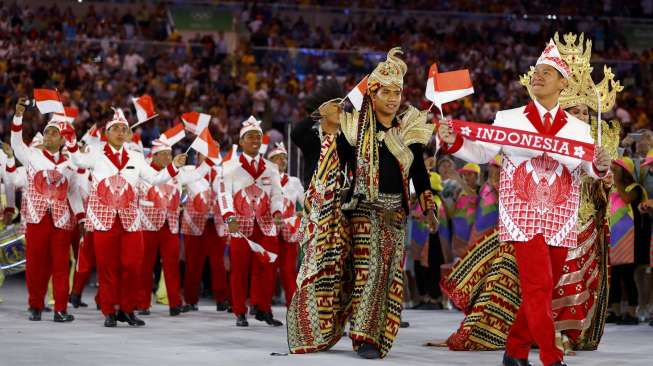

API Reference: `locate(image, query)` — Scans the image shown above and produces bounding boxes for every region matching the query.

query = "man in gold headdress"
[287,48,437,359]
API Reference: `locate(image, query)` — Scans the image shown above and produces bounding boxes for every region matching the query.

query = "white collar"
[533,99,560,121]
[242,153,259,165]
[108,145,124,155]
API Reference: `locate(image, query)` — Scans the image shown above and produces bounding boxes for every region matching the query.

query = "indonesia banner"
[450,120,595,162]
[33,89,65,114]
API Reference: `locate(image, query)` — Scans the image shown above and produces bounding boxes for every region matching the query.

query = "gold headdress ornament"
[520,32,623,112]
[367,47,407,92]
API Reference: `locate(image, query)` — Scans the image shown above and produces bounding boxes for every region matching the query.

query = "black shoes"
[255,310,283,327]
[104,314,117,327]
[170,306,188,316]
[69,293,88,308]
[28,308,42,321]
[188,304,199,311]
[216,302,229,312]
[605,312,619,323]
[236,314,249,327]
[617,314,640,325]
[249,305,258,315]
[117,311,146,326]
[400,321,410,328]
[53,311,74,322]
[502,352,533,366]
[138,309,151,316]
[356,343,381,359]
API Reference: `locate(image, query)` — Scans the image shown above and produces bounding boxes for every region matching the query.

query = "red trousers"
[230,223,278,316]
[276,237,298,306]
[25,214,71,312]
[138,223,182,309]
[71,231,101,305]
[506,234,568,366]
[183,223,229,306]
[93,217,144,316]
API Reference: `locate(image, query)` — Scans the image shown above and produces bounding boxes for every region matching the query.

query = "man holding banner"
[438,41,611,366]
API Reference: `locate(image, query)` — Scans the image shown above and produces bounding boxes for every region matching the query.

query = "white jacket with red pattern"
[139,162,211,234]
[443,100,606,248]
[68,143,178,232]
[216,153,283,237]
[277,173,304,243]
[10,116,82,230]
[181,164,226,237]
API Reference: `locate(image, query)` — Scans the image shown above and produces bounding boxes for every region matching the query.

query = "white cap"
[239,115,263,138]
[536,39,571,79]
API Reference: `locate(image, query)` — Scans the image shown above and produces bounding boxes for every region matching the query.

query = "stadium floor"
[0,275,651,366]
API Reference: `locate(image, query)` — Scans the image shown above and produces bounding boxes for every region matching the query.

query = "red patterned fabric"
[232,183,276,237]
[24,166,75,230]
[139,180,181,233]
[499,154,581,248]
[86,175,140,232]
[181,190,226,236]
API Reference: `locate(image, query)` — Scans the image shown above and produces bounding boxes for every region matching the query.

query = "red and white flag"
[132,94,158,125]
[81,123,102,146]
[346,76,368,111]
[181,111,211,135]
[260,134,270,155]
[34,89,64,114]
[425,64,474,112]
[189,127,221,165]
[237,232,278,263]
[50,106,79,123]
[159,123,186,146]
[222,144,238,163]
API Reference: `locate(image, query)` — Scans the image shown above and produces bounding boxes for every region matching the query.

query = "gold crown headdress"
[520,32,623,113]
[368,47,407,92]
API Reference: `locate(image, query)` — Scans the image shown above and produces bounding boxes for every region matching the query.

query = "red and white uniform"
[444,99,606,366]
[10,115,83,313]
[275,173,304,306]
[136,161,211,310]
[181,163,230,306]
[217,153,283,316]
[68,142,178,316]
[69,166,100,305]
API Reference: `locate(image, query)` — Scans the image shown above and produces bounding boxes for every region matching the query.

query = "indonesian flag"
[181,111,211,135]
[34,89,64,114]
[222,144,238,163]
[260,134,270,155]
[51,106,79,123]
[237,233,278,263]
[189,127,221,165]
[159,123,186,146]
[425,64,474,111]
[81,124,102,146]
[132,94,158,125]
[346,76,368,111]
